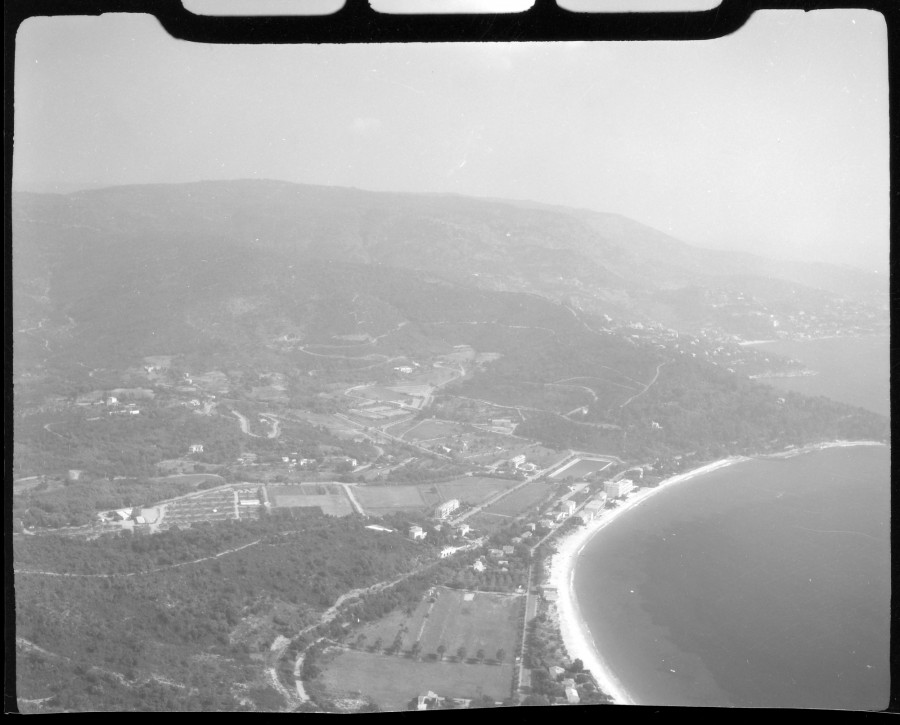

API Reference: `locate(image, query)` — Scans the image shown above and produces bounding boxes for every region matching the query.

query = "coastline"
[546,438,888,706]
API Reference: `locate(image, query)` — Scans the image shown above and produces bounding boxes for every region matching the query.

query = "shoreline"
[546,438,888,706]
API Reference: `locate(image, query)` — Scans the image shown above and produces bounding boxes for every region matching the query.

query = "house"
[440,546,464,559]
[541,587,559,602]
[520,531,533,539]
[554,511,568,522]
[539,519,555,529]
[409,525,426,541]
[105,396,118,406]
[511,536,523,544]
[509,454,526,467]
[434,498,460,520]
[525,522,537,532]
[565,687,580,705]
[604,478,634,499]
[114,508,133,521]
[456,523,471,536]
[548,665,566,679]
[189,443,204,454]
[239,499,261,506]
[416,691,444,711]
[502,545,515,555]
[472,559,486,572]
[562,500,577,516]
[488,548,504,559]
[561,678,576,689]
[134,516,147,525]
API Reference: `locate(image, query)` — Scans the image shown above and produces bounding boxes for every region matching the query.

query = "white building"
[409,525,427,541]
[509,454,526,467]
[562,500,577,516]
[604,478,634,499]
[434,499,460,520]
[189,443,204,454]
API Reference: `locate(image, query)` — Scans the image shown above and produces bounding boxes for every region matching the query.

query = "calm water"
[755,335,890,417]
[574,336,891,709]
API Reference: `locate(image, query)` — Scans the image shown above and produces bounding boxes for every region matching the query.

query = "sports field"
[321,587,520,708]
[316,648,512,710]
[354,478,516,516]
[354,485,427,515]
[400,419,470,442]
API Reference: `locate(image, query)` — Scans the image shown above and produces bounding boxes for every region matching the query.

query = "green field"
[550,457,614,479]
[354,478,516,516]
[321,586,521,708]
[354,485,427,514]
[316,648,513,711]
[480,481,555,517]
[400,419,470,441]
[268,484,354,516]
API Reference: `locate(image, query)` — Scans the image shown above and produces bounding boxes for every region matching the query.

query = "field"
[315,648,513,711]
[319,586,521,708]
[478,480,555,517]
[354,478,517,516]
[268,483,354,516]
[399,418,470,442]
[549,457,614,479]
[354,485,427,515]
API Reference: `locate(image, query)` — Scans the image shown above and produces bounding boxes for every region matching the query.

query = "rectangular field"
[268,484,353,516]
[400,419,470,442]
[550,457,614,479]
[425,478,517,507]
[316,648,513,710]
[415,588,522,661]
[354,485,427,514]
[480,481,555,517]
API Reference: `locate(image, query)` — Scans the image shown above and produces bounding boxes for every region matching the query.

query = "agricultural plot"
[316,648,513,711]
[268,483,354,517]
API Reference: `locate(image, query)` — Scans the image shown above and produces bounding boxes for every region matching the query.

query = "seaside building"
[434,499,460,520]
[565,687,580,704]
[562,500,577,516]
[604,478,634,499]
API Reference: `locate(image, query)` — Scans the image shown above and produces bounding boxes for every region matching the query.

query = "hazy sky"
[13,9,888,272]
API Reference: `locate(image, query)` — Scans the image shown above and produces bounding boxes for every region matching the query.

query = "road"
[517,562,538,692]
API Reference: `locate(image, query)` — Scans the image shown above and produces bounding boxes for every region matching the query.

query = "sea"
[573,334,891,710]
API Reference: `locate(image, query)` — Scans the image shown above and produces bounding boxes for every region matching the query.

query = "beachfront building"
[565,687,580,704]
[604,478,634,499]
[562,500,577,516]
[434,498,460,520]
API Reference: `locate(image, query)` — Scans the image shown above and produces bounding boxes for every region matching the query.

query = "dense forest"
[14,512,434,711]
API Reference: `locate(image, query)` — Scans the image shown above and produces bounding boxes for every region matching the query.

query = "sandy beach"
[546,439,887,705]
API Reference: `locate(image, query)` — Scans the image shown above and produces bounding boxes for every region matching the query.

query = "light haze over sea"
[573,334,890,709]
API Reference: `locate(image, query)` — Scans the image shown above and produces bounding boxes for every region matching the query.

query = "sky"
[13,8,888,272]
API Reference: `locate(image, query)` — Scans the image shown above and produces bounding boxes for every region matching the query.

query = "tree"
[456,646,467,663]
[568,658,584,673]
[476,648,485,663]
[521,694,550,707]
[437,644,446,661]
[495,648,506,664]
[373,637,383,652]
[410,641,422,660]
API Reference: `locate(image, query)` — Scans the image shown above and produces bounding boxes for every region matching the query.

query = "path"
[342,484,365,516]
[618,360,668,408]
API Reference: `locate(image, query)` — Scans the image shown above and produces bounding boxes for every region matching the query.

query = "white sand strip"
[545,440,887,705]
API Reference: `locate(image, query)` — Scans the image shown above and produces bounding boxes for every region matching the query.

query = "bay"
[573,335,891,709]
